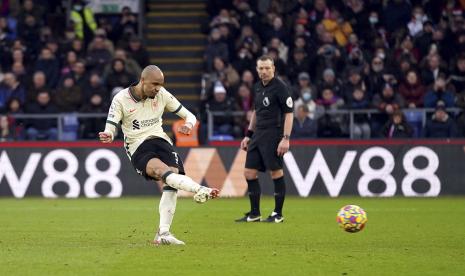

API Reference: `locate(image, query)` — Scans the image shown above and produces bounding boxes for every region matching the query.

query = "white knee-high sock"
[164,172,202,193]
[158,190,177,234]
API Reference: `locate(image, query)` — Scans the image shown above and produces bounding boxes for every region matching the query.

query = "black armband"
[246,130,254,138]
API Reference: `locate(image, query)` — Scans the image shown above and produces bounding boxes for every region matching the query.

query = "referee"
[235,55,294,223]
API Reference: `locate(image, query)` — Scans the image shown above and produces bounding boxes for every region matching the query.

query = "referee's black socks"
[246,179,261,216]
[273,176,286,215]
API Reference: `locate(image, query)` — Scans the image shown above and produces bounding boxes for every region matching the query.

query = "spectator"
[383,0,412,33]
[67,60,88,90]
[79,92,106,139]
[398,70,425,108]
[235,25,261,57]
[17,14,40,57]
[26,71,48,104]
[240,70,255,88]
[407,6,428,37]
[449,53,465,94]
[70,0,97,46]
[34,47,60,88]
[113,6,138,46]
[322,7,353,47]
[127,36,149,68]
[292,72,317,101]
[423,76,455,108]
[316,88,345,137]
[372,84,405,135]
[342,68,366,102]
[84,72,109,106]
[317,68,342,98]
[420,54,447,87]
[25,90,58,140]
[293,73,321,120]
[54,76,82,112]
[204,28,229,72]
[287,48,310,84]
[206,81,241,137]
[423,104,458,138]
[86,35,113,73]
[5,97,24,140]
[0,72,25,110]
[292,104,317,138]
[0,115,9,141]
[381,110,414,138]
[61,50,78,76]
[234,83,253,133]
[108,48,142,78]
[232,46,254,75]
[105,58,136,92]
[346,86,371,139]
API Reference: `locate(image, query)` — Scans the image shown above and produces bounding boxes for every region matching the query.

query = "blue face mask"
[369,17,378,24]
[302,92,312,102]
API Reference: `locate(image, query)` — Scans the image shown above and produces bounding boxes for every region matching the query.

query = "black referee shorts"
[131,137,185,181]
[245,128,283,172]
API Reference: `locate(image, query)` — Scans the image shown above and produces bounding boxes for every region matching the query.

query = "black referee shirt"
[253,77,293,129]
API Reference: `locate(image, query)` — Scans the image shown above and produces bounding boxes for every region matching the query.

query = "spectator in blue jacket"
[423,76,455,108]
[423,104,458,138]
[292,104,317,138]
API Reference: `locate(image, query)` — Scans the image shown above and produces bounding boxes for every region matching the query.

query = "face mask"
[414,14,422,21]
[302,92,312,102]
[377,52,386,59]
[239,52,246,59]
[372,64,383,72]
[369,17,378,24]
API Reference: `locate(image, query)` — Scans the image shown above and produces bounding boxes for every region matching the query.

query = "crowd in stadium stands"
[0,0,148,141]
[201,0,465,140]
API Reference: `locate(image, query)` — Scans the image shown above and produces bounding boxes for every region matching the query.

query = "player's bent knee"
[270,169,284,179]
[244,168,258,180]
[146,158,171,180]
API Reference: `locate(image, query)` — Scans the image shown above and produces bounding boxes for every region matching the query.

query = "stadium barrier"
[206,107,461,139]
[1,140,465,198]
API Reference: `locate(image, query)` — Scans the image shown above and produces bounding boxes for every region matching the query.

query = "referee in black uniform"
[235,55,294,223]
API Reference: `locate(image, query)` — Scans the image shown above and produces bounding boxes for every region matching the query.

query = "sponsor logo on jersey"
[132,119,140,130]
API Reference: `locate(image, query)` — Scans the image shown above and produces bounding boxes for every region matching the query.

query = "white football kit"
[104,86,196,158]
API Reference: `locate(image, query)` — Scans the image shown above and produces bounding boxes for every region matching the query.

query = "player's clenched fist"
[98,132,113,143]
[177,122,193,135]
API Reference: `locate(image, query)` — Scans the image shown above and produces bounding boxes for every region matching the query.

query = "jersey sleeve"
[162,88,183,113]
[104,95,123,137]
[277,84,294,113]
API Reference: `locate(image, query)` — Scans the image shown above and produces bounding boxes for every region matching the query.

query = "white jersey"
[104,86,192,158]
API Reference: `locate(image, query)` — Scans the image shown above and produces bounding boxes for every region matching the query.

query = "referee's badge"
[286,97,293,108]
[263,96,270,106]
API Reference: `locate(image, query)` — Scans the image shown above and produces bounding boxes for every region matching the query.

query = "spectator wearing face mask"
[70,0,97,47]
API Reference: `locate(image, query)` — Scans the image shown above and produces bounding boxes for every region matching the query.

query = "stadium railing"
[206,108,462,140]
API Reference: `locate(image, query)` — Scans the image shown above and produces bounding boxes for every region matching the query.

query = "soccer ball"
[336,205,367,233]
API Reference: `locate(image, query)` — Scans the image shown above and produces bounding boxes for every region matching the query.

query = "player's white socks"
[158,190,177,234]
[163,172,202,193]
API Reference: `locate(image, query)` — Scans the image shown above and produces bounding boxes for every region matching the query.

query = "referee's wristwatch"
[282,134,290,140]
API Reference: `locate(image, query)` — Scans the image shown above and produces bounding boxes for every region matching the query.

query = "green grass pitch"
[1,197,464,275]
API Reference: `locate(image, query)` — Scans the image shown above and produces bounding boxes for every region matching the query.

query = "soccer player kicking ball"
[99,65,219,245]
